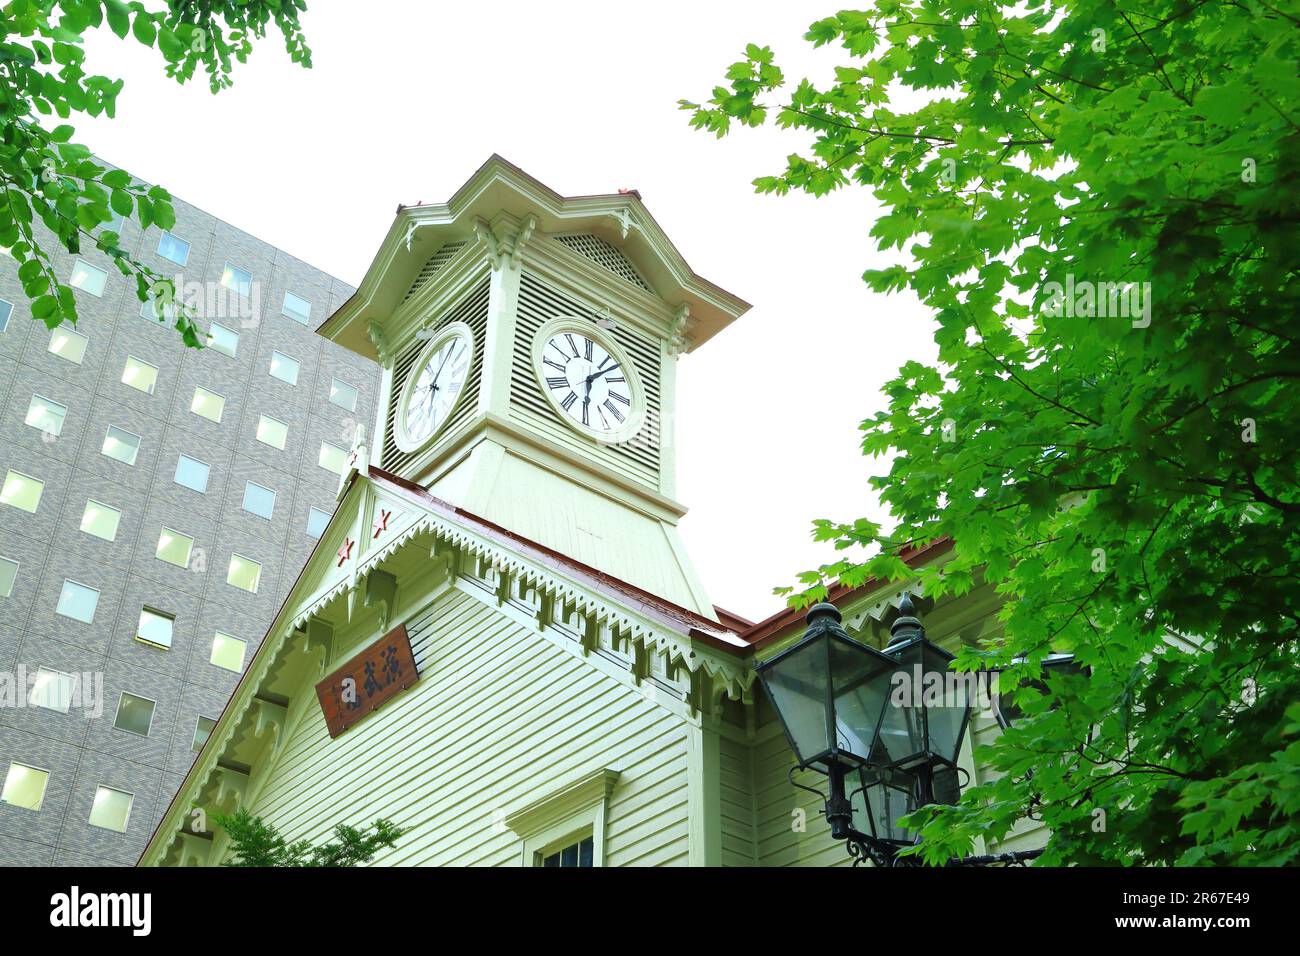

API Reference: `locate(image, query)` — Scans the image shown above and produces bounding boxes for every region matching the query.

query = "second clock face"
[539,330,635,435]
[403,328,472,447]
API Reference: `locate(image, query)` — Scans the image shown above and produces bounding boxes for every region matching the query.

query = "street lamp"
[756,593,1042,867]
[992,652,1084,730]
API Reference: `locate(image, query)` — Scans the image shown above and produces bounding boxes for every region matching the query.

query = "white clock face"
[539,330,635,434]
[402,329,472,447]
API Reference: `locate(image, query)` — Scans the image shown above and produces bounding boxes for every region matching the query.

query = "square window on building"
[207,322,239,358]
[173,454,210,494]
[256,415,288,450]
[0,555,18,598]
[69,258,108,297]
[157,231,190,266]
[88,785,133,832]
[48,327,88,364]
[192,715,217,752]
[0,297,13,333]
[226,553,261,593]
[306,506,330,539]
[113,692,155,736]
[136,607,174,649]
[101,425,141,465]
[80,499,121,541]
[220,263,252,298]
[155,527,194,568]
[282,291,311,325]
[28,667,76,713]
[24,394,67,436]
[329,377,359,412]
[121,355,159,395]
[191,386,225,423]
[56,579,100,623]
[269,350,300,386]
[104,211,126,235]
[140,292,175,324]
[210,632,247,672]
[1,471,44,513]
[319,441,349,476]
[1,762,49,811]
[242,482,275,520]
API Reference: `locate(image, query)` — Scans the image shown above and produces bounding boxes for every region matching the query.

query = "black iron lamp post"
[992,652,1084,730]
[756,593,1043,867]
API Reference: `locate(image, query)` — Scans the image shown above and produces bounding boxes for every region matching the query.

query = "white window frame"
[504,768,619,868]
[207,322,239,358]
[80,498,122,542]
[0,555,18,598]
[226,553,262,593]
[173,454,211,494]
[256,415,288,450]
[28,666,77,714]
[0,297,13,333]
[112,691,157,737]
[192,715,217,752]
[242,481,276,520]
[156,231,190,266]
[328,376,359,412]
[281,290,312,325]
[24,393,67,436]
[318,441,349,476]
[155,527,194,568]
[305,506,331,539]
[220,262,253,298]
[135,606,175,649]
[101,425,142,466]
[190,385,226,423]
[1,470,44,513]
[269,350,300,386]
[69,258,108,297]
[48,326,88,365]
[210,631,247,673]
[121,354,160,395]
[56,578,100,624]
[1,761,50,812]
[88,785,134,833]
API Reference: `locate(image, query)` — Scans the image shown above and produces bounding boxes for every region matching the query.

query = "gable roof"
[318,154,751,361]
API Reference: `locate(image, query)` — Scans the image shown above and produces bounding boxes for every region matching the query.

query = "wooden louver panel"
[381,277,491,475]
[512,272,661,479]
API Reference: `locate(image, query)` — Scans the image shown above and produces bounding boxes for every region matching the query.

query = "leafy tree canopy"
[686,0,1299,865]
[0,0,309,347]
[215,808,406,867]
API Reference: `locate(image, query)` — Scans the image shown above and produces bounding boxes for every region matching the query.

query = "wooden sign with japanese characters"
[315,623,419,738]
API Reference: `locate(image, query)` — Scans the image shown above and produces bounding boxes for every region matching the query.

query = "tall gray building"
[0,183,379,866]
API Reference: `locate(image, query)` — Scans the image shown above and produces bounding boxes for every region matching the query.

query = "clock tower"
[319,156,750,619]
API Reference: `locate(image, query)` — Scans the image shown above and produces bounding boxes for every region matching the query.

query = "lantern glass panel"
[852,767,918,845]
[828,636,896,766]
[760,637,832,766]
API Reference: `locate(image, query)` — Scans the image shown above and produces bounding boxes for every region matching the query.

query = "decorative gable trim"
[139,469,754,867]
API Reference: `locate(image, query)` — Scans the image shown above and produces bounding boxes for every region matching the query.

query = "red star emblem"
[372,509,391,539]
[336,538,354,566]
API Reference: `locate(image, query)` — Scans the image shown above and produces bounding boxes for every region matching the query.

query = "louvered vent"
[404,240,468,301]
[512,272,660,478]
[553,234,652,293]
[381,278,490,476]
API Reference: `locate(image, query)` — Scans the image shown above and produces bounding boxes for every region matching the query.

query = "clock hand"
[586,362,620,385]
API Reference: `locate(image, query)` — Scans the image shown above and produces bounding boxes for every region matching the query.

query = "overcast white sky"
[75,1,937,620]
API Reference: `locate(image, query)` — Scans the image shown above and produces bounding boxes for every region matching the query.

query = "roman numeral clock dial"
[395,323,475,452]
[535,323,641,440]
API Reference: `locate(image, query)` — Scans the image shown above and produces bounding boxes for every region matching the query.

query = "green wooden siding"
[243,587,692,866]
